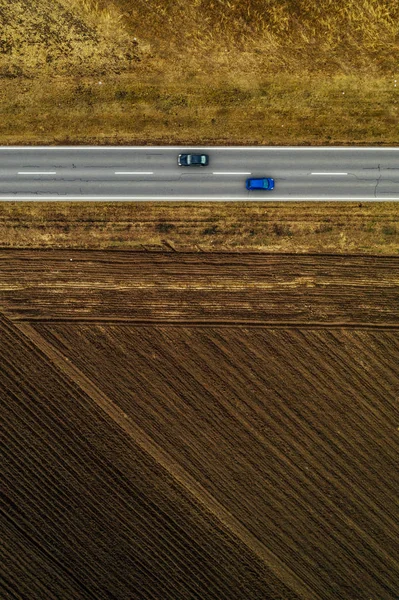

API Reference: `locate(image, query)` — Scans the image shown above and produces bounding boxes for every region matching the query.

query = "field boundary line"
[1,249,399,258]
[2,145,399,150]
[11,317,399,329]
[16,321,322,600]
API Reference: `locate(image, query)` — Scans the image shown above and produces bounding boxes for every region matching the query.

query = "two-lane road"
[0,146,398,200]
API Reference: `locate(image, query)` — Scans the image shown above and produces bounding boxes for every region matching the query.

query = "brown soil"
[2,313,300,600]
[31,322,399,599]
[1,250,398,323]
[2,248,399,599]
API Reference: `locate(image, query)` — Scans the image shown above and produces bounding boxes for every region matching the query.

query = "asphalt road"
[0,146,398,201]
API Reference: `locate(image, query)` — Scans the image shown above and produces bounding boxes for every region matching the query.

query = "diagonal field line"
[17,321,322,600]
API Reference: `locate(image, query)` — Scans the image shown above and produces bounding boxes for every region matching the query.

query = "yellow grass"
[0,73,398,145]
[0,0,398,145]
[0,202,398,254]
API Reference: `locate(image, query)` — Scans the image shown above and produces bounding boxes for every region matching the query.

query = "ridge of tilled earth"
[0,250,398,323]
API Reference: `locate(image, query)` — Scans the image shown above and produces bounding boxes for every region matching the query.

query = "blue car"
[246,177,275,191]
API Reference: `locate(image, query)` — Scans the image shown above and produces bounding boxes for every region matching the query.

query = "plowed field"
[25,323,399,597]
[1,248,399,599]
[2,313,301,600]
[1,250,398,323]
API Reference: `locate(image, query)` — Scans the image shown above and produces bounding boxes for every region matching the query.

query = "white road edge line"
[114,171,154,175]
[0,196,395,201]
[3,146,399,150]
[18,172,57,175]
[311,172,348,175]
[213,172,251,175]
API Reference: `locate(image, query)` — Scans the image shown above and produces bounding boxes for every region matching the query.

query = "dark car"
[246,177,275,191]
[178,153,209,166]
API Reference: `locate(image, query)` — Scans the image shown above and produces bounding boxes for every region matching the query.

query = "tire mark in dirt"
[2,251,399,323]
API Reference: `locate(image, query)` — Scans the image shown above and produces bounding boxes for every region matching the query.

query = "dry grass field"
[1,201,399,254]
[0,0,398,144]
[1,248,399,599]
